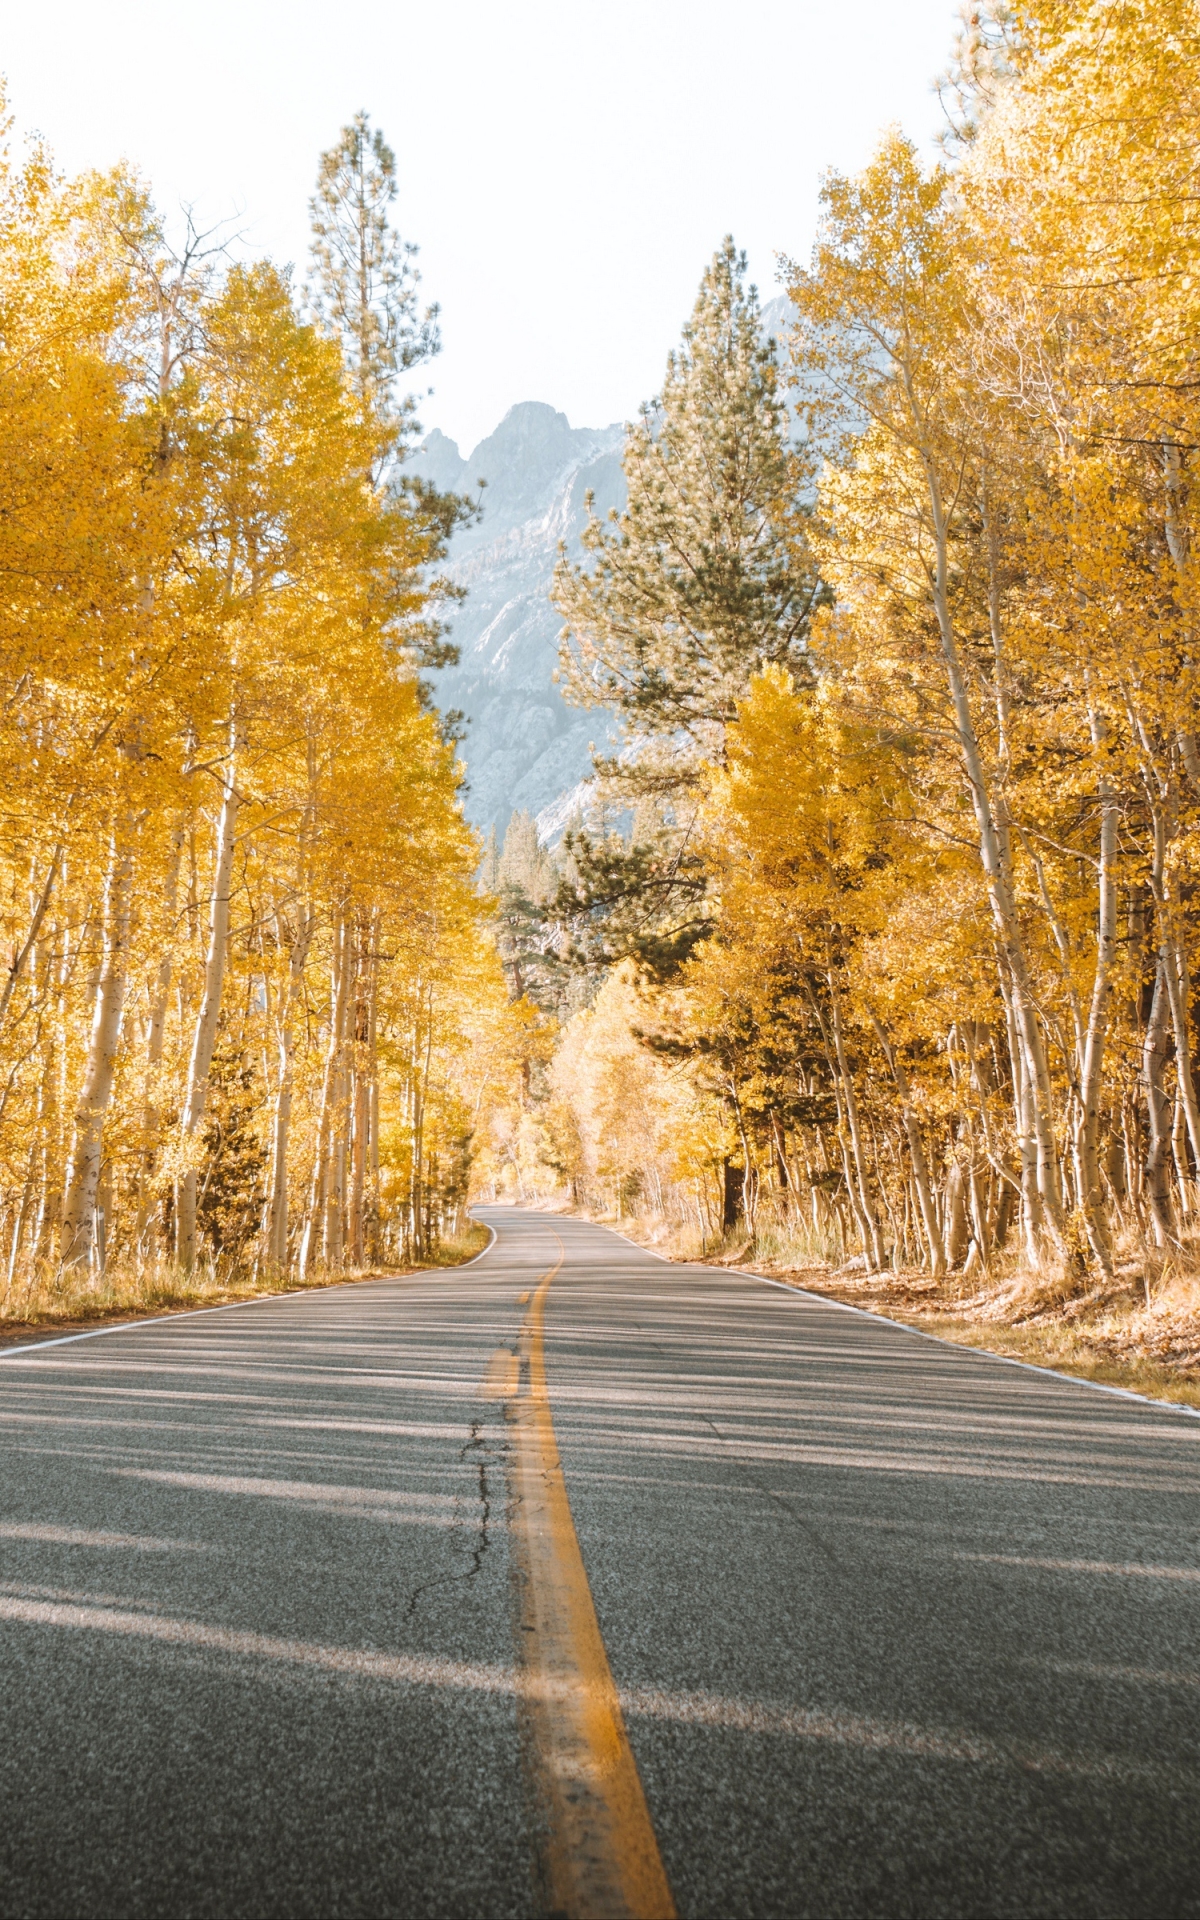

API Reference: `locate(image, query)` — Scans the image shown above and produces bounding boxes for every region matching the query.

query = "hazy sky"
[4,1,959,454]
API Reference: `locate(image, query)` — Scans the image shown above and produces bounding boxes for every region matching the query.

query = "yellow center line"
[480,1349,520,1401]
[506,1232,676,1919]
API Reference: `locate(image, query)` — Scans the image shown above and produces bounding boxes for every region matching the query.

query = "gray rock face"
[411,402,625,837]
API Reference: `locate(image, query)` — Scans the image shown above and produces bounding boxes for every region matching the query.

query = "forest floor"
[600,1209,1200,1414]
[0,1221,492,1352]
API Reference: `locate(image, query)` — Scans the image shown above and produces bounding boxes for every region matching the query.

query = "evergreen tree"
[553,237,821,799]
[308,111,470,682]
[492,812,568,1014]
[546,241,819,972]
[309,111,439,428]
[498,810,554,902]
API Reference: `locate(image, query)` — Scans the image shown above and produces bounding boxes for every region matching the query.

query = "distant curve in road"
[1,1207,1198,1917]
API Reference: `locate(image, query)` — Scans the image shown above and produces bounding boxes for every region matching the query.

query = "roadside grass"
[0,1218,492,1348]
[421,1221,491,1268]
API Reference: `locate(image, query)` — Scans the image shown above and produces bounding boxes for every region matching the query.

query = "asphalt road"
[1,1207,1199,1917]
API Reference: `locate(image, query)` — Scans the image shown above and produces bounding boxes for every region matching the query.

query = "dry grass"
[0,1220,492,1351]
[587,1209,749,1265]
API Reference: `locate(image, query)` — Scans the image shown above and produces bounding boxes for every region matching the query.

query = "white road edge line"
[457,1221,498,1267]
[555,1212,1200,1427]
[0,1226,501,1362]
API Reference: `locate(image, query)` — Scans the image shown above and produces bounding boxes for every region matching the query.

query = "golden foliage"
[0,102,512,1305]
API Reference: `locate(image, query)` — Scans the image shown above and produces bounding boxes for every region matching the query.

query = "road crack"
[402,1420,498,1622]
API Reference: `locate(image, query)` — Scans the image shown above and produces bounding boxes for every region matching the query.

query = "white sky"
[3,0,959,455]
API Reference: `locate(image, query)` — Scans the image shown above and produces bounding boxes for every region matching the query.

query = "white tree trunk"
[916,432,1066,1249]
[137,829,184,1252]
[867,1008,945,1276]
[264,912,313,1271]
[61,834,135,1269]
[176,734,240,1270]
[299,911,350,1279]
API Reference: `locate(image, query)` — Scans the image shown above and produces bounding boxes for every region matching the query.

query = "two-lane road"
[1,1208,1198,1916]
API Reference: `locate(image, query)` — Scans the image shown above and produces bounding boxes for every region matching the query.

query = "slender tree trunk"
[366,911,380,1262]
[1074,714,1118,1274]
[0,840,65,1035]
[264,912,313,1270]
[36,921,70,1265]
[867,1008,945,1276]
[7,1127,41,1289]
[1162,925,1200,1170]
[1148,774,1200,1174]
[942,1158,971,1268]
[1161,443,1200,797]
[1142,957,1176,1246]
[408,984,435,1261]
[176,730,240,1271]
[918,436,1066,1248]
[322,927,354,1269]
[300,909,350,1278]
[996,949,1042,1262]
[827,976,884,1269]
[348,913,370,1267]
[349,1073,368,1264]
[1172,1082,1191,1210]
[61,834,135,1268]
[137,829,184,1253]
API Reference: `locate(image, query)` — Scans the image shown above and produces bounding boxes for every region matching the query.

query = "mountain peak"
[420,403,627,832]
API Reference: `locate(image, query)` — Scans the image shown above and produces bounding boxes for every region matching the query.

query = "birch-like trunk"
[264,910,313,1270]
[1151,789,1200,1179]
[137,829,183,1252]
[827,976,885,1269]
[1161,444,1200,797]
[1142,957,1176,1246]
[299,910,350,1278]
[0,840,65,1036]
[408,985,434,1261]
[61,834,135,1268]
[914,423,1066,1249]
[1073,714,1118,1274]
[996,954,1042,1261]
[321,927,354,1269]
[176,735,240,1271]
[366,914,380,1263]
[942,1159,971,1267]
[349,969,369,1270]
[867,1008,945,1276]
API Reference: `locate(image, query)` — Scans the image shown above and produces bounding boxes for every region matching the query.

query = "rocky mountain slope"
[412,401,626,838]
[415,296,792,840]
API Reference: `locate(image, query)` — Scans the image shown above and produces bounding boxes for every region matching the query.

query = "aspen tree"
[0,101,503,1298]
[787,137,1073,1258]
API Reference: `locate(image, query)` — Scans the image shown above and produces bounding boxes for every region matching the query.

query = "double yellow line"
[483,1235,675,1919]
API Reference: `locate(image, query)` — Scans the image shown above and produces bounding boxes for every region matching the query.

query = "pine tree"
[309,111,439,429]
[308,112,470,680]
[553,237,821,798]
